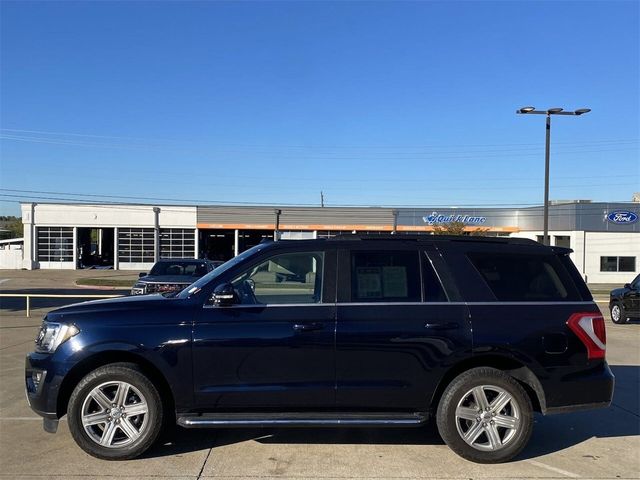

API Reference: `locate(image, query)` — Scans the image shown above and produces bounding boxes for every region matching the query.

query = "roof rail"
[328,233,539,246]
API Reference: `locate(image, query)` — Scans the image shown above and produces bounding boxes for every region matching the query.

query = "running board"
[177,412,428,428]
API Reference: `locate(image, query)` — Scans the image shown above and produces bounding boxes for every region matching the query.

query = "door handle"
[424,322,460,330]
[293,322,324,332]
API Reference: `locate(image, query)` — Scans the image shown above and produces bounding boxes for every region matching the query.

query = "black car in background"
[609,274,640,324]
[131,259,222,295]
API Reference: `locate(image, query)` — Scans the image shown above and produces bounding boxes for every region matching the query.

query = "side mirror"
[624,283,632,289]
[212,283,237,307]
[139,272,146,278]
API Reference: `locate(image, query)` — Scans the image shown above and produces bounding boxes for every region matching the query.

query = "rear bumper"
[542,361,614,414]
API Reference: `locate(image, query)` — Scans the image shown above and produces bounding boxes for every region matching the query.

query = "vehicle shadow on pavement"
[142,365,639,461]
[522,364,639,459]
[143,423,446,461]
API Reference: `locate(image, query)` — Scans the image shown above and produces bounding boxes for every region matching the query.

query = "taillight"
[567,312,606,360]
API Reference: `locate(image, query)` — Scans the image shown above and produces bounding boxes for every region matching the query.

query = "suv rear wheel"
[436,367,533,463]
[67,363,163,460]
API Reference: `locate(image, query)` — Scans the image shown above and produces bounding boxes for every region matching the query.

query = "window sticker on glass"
[382,266,408,297]
[357,267,382,298]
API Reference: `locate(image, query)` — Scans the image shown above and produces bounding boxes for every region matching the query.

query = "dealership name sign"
[606,210,638,225]
[423,211,487,225]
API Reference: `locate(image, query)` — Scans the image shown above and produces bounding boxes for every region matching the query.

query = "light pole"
[516,106,591,245]
[274,209,281,241]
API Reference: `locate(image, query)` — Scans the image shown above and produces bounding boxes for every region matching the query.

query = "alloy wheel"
[611,305,621,322]
[455,385,520,451]
[81,381,149,448]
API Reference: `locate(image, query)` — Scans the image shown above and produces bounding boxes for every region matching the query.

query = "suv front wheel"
[67,363,164,460]
[436,367,533,463]
[610,302,627,324]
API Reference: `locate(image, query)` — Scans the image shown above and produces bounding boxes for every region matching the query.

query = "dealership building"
[14,200,640,283]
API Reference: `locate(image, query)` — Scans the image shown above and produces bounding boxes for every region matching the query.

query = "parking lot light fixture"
[516,106,591,245]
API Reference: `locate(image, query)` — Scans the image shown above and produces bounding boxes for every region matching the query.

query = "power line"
[1,128,637,149]
[0,191,636,215]
[3,187,638,205]
[1,133,636,159]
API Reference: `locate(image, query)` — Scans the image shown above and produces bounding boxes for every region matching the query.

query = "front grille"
[145,283,187,294]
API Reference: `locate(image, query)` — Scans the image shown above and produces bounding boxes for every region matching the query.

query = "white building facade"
[17,201,640,284]
[21,203,196,272]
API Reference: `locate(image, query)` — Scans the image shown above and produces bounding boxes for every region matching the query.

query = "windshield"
[149,261,209,277]
[176,244,266,298]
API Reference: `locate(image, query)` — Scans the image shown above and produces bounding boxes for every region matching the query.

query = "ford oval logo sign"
[607,210,638,224]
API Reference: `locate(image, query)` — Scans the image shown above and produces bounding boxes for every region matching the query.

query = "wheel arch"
[429,355,546,414]
[57,350,175,420]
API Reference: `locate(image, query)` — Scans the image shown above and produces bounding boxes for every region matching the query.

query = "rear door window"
[351,251,421,302]
[467,252,581,301]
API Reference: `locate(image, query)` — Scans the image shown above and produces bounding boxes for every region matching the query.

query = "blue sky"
[1,0,638,216]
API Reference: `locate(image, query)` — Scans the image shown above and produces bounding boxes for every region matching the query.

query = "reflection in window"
[233,252,323,304]
[554,236,570,248]
[468,252,580,301]
[351,251,421,302]
[601,256,636,272]
[150,261,208,276]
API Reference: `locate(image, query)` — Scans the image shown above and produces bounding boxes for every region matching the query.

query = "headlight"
[34,321,79,353]
[131,283,146,295]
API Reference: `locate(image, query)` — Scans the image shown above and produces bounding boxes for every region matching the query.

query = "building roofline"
[0,237,24,245]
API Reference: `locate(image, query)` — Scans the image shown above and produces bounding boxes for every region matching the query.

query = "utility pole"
[320,191,324,207]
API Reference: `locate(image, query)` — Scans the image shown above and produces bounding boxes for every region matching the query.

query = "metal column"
[153,207,161,262]
[114,227,119,270]
[72,227,78,270]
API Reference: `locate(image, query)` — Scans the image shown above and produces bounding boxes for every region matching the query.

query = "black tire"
[610,302,627,324]
[67,362,163,460]
[436,367,533,463]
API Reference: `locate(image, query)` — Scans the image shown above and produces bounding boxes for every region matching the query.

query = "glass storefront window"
[118,228,155,263]
[37,227,73,262]
[160,229,195,258]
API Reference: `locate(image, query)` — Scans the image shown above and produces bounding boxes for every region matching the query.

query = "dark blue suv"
[25,235,614,463]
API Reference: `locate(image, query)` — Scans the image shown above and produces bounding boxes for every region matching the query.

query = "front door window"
[232,251,324,304]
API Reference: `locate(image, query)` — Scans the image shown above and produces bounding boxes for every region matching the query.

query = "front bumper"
[542,361,615,414]
[25,353,65,421]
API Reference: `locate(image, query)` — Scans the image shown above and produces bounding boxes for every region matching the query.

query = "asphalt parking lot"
[0,274,639,479]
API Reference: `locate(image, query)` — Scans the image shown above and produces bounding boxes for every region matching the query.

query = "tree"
[0,216,23,239]
[432,221,489,236]
[8,218,23,238]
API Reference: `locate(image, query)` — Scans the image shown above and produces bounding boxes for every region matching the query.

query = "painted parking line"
[527,459,580,478]
[0,417,51,421]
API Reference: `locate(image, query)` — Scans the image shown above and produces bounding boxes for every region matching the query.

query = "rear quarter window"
[467,252,582,302]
